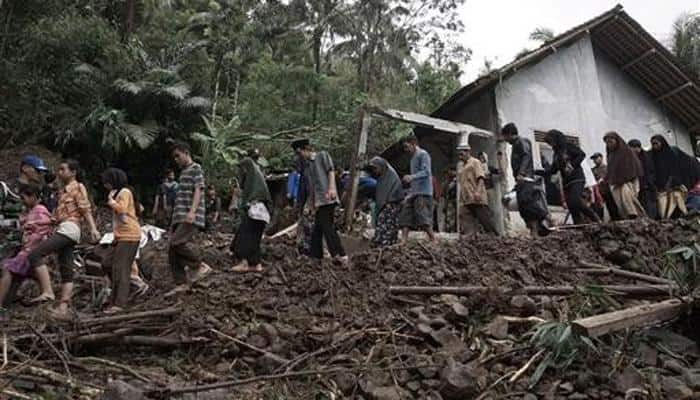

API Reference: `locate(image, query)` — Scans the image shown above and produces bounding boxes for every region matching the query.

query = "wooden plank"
[572,298,687,337]
[344,111,371,231]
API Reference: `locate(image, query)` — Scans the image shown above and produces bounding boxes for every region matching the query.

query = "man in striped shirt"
[165,141,212,297]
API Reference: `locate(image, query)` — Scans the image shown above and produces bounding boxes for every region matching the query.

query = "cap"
[590,152,603,160]
[291,138,310,150]
[21,155,48,172]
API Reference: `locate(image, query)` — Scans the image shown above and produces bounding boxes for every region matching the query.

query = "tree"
[672,12,700,79]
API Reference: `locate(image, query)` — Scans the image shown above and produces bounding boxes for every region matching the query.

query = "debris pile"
[2,218,700,399]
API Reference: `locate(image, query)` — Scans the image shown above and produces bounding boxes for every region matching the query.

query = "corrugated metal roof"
[432,4,700,136]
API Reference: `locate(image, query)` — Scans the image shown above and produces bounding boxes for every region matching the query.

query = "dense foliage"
[0,0,467,193]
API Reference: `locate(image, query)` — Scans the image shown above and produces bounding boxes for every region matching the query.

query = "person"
[399,135,436,243]
[0,185,55,313]
[500,123,550,236]
[10,155,48,195]
[628,139,658,219]
[26,159,100,319]
[153,169,178,228]
[456,144,498,235]
[603,132,646,219]
[542,130,600,224]
[650,135,700,219]
[100,168,141,313]
[228,179,241,219]
[590,152,618,221]
[292,139,348,262]
[165,142,213,297]
[205,185,221,232]
[364,157,404,247]
[231,157,272,272]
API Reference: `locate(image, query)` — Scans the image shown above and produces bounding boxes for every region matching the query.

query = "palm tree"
[672,12,700,79]
[529,27,555,44]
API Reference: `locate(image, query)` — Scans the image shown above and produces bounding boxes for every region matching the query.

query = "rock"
[523,394,538,400]
[333,372,357,394]
[559,382,574,394]
[683,368,700,390]
[406,381,421,392]
[614,366,643,393]
[511,295,537,316]
[99,380,145,400]
[418,364,440,379]
[417,323,434,336]
[574,372,593,391]
[568,394,588,400]
[449,302,470,321]
[439,359,481,400]
[636,342,658,367]
[481,316,509,339]
[662,376,693,400]
[648,329,700,358]
[435,271,445,281]
[662,358,686,374]
[259,323,279,341]
[429,328,467,353]
[366,386,413,400]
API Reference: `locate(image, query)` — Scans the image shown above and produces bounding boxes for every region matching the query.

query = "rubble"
[1,216,700,399]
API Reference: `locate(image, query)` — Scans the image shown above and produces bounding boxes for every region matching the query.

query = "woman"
[101,168,141,313]
[543,130,600,224]
[603,132,645,219]
[365,157,404,246]
[231,157,271,272]
[650,135,700,219]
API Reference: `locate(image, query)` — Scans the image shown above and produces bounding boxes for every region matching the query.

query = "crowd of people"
[2,123,700,318]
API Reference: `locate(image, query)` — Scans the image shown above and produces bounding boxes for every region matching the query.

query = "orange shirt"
[109,188,141,242]
[54,180,92,224]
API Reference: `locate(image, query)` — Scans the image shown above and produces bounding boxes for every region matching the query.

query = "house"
[383,5,700,232]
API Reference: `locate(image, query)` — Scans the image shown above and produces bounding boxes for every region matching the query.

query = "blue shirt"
[409,147,433,197]
[287,171,300,201]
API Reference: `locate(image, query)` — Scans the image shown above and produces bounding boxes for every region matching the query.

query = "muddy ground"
[2,217,700,400]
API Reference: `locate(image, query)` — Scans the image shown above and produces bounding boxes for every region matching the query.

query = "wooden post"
[345,110,372,231]
[572,298,688,337]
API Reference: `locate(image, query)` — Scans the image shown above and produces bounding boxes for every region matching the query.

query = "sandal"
[28,293,56,305]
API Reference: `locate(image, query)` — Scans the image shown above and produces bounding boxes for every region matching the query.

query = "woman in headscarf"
[603,132,646,219]
[627,139,658,219]
[364,157,404,247]
[231,157,272,272]
[543,130,601,224]
[650,135,700,218]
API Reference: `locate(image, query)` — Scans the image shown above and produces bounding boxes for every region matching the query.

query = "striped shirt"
[54,180,92,224]
[172,162,206,228]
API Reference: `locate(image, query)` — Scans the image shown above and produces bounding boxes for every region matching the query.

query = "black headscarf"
[604,132,643,185]
[367,157,404,212]
[543,129,586,184]
[101,168,129,199]
[651,135,700,190]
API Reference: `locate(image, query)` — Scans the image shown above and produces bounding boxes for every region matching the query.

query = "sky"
[458,0,699,83]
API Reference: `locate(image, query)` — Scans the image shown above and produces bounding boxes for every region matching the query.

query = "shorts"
[398,195,433,229]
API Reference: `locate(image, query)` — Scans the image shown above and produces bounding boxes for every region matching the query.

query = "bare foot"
[28,292,55,304]
[191,263,213,282]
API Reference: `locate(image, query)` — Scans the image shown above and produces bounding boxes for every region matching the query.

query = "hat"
[291,138,310,150]
[590,152,603,160]
[21,155,48,172]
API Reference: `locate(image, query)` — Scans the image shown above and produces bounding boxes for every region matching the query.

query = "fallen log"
[80,307,179,326]
[23,365,102,397]
[572,298,689,338]
[577,261,673,285]
[121,335,209,347]
[388,285,674,297]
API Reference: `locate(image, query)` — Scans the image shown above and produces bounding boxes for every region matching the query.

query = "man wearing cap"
[456,144,498,235]
[628,139,658,219]
[11,155,48,194]
[292,139,348,263]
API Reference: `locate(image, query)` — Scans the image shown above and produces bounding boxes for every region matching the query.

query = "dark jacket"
[543,129,586,186]
[637,150,655,191]
[510,137,534,179]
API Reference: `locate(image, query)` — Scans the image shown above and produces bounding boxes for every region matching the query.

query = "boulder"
[510,295,537,316]
[439,359,482,400]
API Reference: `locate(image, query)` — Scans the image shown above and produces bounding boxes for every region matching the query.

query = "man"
[500,123,550,236]
[292,139,348,262]
[9,155,50,211]
[456,144,498,235]
[590,152,618,221]
[628,139,658,219]
[153,169,178,227]
[399,135,436,243]
[603,132,645,219]
[166,141,212,297]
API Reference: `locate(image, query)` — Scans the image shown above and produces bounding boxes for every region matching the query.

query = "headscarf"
[368,157,404,212]
[101,168,128,199]
[238,157,271,207]
[603,132,643,185]
[651,135,700,190]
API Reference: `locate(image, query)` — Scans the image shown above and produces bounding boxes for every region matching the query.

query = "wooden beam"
[577,261,674,285]
[572,298,688,338]
[656,82,694,102]
[388,285,673,297]
[369,107,493,138]
[622,48,656,70]
[345,110,371,231]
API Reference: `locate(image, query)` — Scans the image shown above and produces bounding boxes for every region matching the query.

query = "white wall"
[493,34,692,230]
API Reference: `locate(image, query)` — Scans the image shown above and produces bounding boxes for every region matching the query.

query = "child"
[100,168,141,313]
[0,185,55,312]
[205,185,221,232]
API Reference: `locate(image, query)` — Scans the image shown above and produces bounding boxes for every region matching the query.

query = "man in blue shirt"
[399,135,436,243]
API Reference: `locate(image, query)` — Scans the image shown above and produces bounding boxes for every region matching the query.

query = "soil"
[2,216,700,399]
